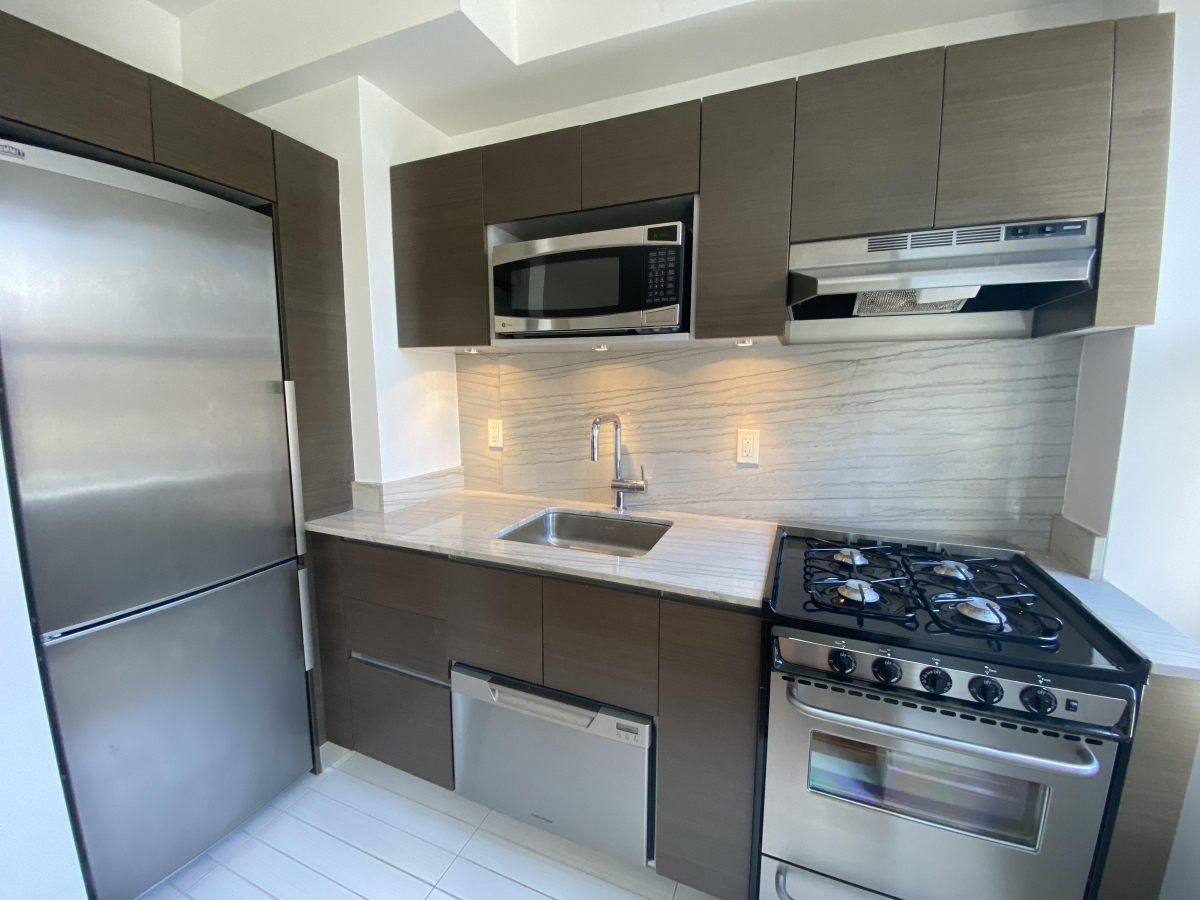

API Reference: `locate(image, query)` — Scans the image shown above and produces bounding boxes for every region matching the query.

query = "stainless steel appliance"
[786,217,1098,342]
[491,222,688,336]
[760,528,1148,900]
[451,664,653,867]
[0,140,312,900]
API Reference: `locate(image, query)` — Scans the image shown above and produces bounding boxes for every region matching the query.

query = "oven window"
[808,732,1048,849]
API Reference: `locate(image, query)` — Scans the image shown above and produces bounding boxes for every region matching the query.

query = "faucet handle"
[640,465,646,483]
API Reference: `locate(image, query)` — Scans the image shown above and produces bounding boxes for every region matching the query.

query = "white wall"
[0,0,182,82]
[1104,0,1200,643]
[254,78,461,487]
[0,444,87,899]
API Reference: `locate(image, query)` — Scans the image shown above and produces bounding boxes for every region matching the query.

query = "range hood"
[787,216,1098,340]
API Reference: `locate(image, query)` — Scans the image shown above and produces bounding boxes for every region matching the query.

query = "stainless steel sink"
[498,509,672,558]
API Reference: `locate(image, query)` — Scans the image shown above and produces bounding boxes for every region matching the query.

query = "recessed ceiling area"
[185,0,1088,136]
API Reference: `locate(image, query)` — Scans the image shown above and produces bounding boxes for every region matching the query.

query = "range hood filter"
[853,286,981,316]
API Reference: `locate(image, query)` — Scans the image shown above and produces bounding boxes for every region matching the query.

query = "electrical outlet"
[737,429,760,466]
[487,419,503,449]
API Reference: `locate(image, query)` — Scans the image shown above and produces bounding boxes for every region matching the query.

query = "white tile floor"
[136,744,719,900]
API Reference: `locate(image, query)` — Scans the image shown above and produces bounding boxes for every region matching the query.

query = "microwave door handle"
[786,683,1100,777]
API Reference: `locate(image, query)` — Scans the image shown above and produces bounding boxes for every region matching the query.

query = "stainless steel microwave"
[491,222,688,336]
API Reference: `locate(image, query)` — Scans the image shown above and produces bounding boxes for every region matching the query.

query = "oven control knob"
[872,658,903,685]
[1020,686,1058,716]
[920,667,953,695]
[969,676,1004,705]
[828,649,857,676]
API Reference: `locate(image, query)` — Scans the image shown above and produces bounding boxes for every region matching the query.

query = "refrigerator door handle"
[283,381,307,556]
[297,566,314,672]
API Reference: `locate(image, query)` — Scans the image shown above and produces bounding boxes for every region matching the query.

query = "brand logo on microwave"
[0,144,26,160]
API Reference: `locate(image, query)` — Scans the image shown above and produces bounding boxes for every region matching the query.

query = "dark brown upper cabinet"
[542,579,659,715]
[392,148,490,348]
[581,101,702,209]
[656,601,762,900]
[0,11,153,161]
[274,132,353,520]
[935,21,1115,228]
[149,77,276,200]
[446,563,543,684]
[791,49,944,243]
[483,126,581,223]
[694,79,797,339]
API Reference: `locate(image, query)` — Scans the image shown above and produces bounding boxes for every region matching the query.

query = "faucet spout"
[589,414,644,512]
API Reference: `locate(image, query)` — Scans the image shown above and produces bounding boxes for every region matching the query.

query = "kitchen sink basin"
[498,509,672,558]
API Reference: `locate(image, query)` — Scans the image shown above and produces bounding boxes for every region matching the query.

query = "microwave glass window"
[511,257,622,314]
[808,732,1048,849]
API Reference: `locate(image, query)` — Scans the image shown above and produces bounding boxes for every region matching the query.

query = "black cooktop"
[768,532,1148,681]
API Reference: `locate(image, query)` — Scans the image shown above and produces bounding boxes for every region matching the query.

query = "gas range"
[760,526,1151,900]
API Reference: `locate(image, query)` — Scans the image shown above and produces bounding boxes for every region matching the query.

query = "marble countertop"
[305,490,779,609]
[1043,568,1200,680]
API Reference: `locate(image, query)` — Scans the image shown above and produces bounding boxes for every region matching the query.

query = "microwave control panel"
[645,246,682,305]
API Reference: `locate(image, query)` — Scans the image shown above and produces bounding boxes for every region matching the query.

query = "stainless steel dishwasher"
[451,664,654,867]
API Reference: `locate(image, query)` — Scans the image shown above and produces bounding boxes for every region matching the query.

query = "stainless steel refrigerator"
[0,140,313,900]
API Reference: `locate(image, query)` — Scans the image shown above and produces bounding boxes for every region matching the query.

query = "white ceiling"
[146,0,214,15]
[204,0,1083,136]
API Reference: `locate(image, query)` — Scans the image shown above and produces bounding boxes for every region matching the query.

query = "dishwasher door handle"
[787,682,1100,777]
[489,685,598,730]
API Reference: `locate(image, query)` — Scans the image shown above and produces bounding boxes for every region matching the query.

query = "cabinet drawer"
[149,76,276,200]
[542,579,659,714]
[344,598,448,681]
[348,658,453,790]
[340,542,450,619]
[447,562,542,684]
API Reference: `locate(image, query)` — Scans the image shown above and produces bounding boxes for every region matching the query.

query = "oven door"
[762,673,1117,900]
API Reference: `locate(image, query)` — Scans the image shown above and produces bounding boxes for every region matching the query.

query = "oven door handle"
[774,865,796,900]
[786,683,1100,777]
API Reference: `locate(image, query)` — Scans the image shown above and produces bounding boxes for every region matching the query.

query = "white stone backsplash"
[456,337,1083,550]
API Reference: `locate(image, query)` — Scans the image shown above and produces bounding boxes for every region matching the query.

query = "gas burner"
[834,548,868,566]
[956,597,1005,625]
[837,579,879,603]
[934,560,974,581]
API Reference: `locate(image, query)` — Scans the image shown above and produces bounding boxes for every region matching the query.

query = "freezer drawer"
[760,857,891,900]
[451,665,653,867]
[0,146,294,635]
[43,563,312,900]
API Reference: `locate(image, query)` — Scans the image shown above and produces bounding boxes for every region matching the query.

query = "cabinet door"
[274,133,353,519]
[309,533,353,748]
[344,598,448,682]
[935,21,1114,227]
[581,101,701,209]
[0,10,153,160]
[695,80,796,339]
[483,127,581,223]
[149,76,276,200]
[392,148,490,348]
[340,542,450,620]
[657,601,761,900]
[791,49,944,242]
[446,563,542,684]
[542,579,659,714]
[348,658,454,790]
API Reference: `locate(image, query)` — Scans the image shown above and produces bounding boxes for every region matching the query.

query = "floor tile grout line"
[192,855,289,900]
[274,803,449,887]
[308,777,478,856]
[238,829,386,900]
[435,855,563,900]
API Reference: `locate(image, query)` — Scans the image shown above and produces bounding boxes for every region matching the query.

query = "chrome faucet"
[590,414,646,512]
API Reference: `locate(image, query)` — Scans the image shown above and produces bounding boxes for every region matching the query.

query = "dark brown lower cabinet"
[309,532,353,749]
[343,597,448,681]
[542,579,659,714]
[656,600,762,900]
[447,563,543,683]
[347,658,454,790]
